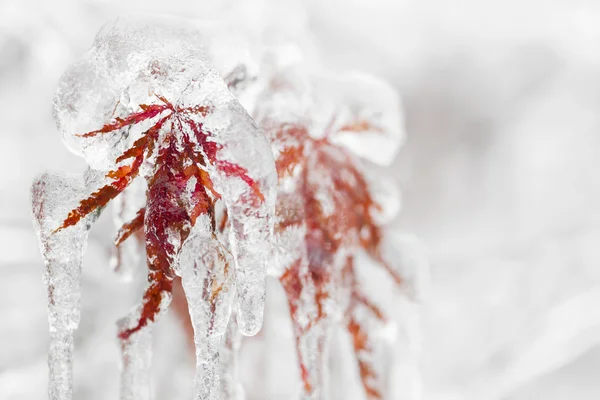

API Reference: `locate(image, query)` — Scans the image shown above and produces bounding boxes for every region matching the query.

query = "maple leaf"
[55,95,265,340]
[270,117,402,398]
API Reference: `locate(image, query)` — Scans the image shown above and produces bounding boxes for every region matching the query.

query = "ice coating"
[363,170,402,226]
[31,171,97,400]
[251,66,405,166]
[283,262,332,400]
[53,16,208,171]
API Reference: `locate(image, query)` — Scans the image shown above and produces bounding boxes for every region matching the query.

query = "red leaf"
[216,160,265,202]
[119,270,174,340]
[55,164,139,232]
[115,207,145,246]
[78,103,170,138]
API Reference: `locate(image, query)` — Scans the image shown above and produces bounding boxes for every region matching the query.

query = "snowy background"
[2,0,600,399]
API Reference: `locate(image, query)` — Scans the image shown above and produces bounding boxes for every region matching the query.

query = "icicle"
[178,225,235,400]
[223,176,273,337]
[219,310,244,400]
[31,171,96,400]
[202,99,277,336]
[116,271,174,400]
[117,315,152,400]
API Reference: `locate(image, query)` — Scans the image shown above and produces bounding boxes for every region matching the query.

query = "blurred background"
[2,0,600,399]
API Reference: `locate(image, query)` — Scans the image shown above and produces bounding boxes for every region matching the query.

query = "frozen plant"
[31,14,420,400]
[219,51,416,398]
[253,68,408,400]
[31,16,277,400]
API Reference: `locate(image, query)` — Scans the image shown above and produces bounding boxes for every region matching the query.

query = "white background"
[1,0,600,399]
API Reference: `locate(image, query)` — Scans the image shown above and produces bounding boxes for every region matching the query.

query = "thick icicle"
[219,310,244,400]
[178,220,235,400]
[31,171,96,400]
[117,314,153,400]
[202,99,277,336]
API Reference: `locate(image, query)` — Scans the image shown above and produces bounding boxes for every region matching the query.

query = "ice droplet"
[31,171,97,400]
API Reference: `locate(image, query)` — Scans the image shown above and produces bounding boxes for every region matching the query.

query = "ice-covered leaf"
[35,15,279,400]
[250,63,411,400]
